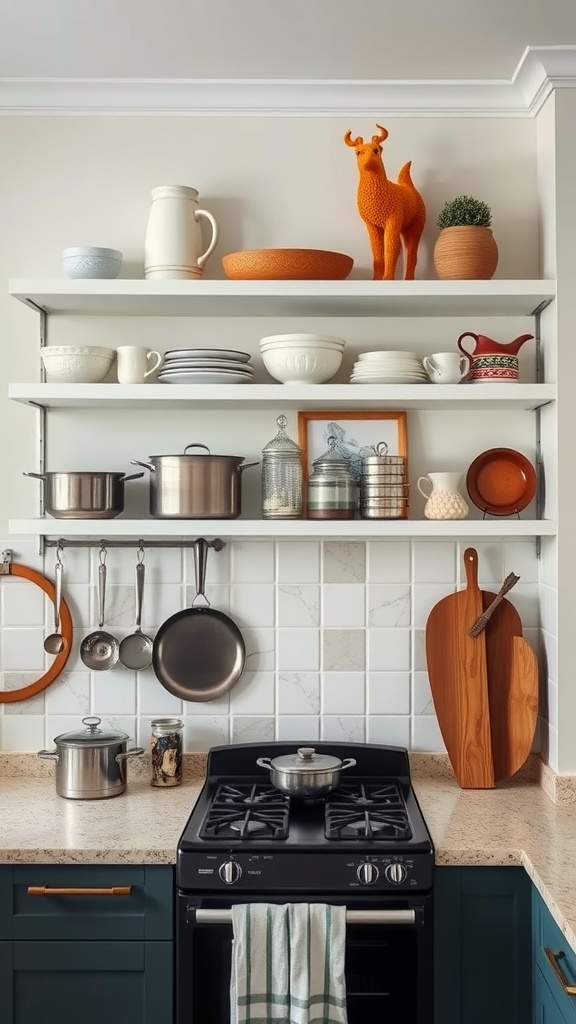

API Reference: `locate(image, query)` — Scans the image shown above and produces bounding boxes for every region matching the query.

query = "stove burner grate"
[325,783,411,840]
[328,783,404,809]
[199,782,290,840]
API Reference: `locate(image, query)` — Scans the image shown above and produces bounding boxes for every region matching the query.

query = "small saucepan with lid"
[38,716,145,799]
[256,746,356,797]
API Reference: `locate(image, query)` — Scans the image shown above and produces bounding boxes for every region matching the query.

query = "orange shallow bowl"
[222,248,354,281]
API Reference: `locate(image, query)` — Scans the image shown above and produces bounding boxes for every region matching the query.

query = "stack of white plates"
[158,348,254,385]
[350,351,427,384]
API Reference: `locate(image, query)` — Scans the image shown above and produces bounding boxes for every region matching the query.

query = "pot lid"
[148,444,245,462]
[267,747,344,774]
[312,436,351,471]
[53,716,129,747]
[262,415,302,457]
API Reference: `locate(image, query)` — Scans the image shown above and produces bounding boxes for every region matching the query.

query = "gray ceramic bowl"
[63,246,123,280]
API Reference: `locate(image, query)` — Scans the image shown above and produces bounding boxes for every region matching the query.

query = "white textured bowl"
[41,346,115,383]
[260,333,346,348]
[261,346,343,384]
[63,247,123,280]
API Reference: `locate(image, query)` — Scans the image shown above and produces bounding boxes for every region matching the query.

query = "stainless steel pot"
[131,444,259,519]
[256,746,356,797]
[37,716,145,799]
[24,471,144,519]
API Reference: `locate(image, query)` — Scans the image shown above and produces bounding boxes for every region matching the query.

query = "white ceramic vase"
[144,185,219,280]
[417,472,469,520]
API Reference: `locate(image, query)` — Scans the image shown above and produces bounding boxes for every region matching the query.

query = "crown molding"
[1,46,575,117]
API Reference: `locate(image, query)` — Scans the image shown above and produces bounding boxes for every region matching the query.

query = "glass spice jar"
[150,718,184,787]
[261,414,303,519]
[306,436,357,520]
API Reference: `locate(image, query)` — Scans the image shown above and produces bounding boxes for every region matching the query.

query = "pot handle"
[184,444,211,455]
[37,749,59,761]
[24,472,47,480]
[256,757,273,770]
[119,472,145,483]
[130,460,155,473]
[239,462,260,473]
[341,758,357,771]
[115,747,146,762]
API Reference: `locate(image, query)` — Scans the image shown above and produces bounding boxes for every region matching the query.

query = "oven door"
[177,891,433,1024]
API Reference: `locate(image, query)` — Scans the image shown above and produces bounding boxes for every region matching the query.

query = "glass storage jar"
[306,436,357,519]
[150,718,184,787]
[261,414,303,519]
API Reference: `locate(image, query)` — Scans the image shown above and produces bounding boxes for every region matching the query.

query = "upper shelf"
[8,382,556,411]
[9,279,556,318]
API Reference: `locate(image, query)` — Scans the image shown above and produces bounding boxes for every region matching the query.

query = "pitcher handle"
[194,209,219,269]
[417,476,432,499]
[457,332,477,367]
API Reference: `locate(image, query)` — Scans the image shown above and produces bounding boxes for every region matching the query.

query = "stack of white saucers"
[350,351,427,384]
[158,348,254,385]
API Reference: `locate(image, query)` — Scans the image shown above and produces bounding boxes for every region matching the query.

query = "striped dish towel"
[230,903,348,1024]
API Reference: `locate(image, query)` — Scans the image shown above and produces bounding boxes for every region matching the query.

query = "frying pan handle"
[463,548,479,591]
[98,563,107,629]
[192,537,211,607]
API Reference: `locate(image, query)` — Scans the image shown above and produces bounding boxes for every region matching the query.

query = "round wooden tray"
[466,447,537,516]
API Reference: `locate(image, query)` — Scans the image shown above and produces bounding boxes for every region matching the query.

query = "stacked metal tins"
[359,442,409,519]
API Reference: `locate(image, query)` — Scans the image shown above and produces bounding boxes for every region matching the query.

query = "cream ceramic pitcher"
[417,472,469,520]
[144,185,219,279]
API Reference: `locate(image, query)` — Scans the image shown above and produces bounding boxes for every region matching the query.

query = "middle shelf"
[8,382,557,411]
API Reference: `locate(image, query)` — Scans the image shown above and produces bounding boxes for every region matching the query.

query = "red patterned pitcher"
[457,332,533,383]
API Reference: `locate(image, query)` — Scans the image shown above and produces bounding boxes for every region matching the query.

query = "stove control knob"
[219,860,242,885]
[384,862,407,885]
[357,862,379,885]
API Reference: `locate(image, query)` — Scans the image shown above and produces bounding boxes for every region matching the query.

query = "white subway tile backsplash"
[457,542,503,584]
[323,585,365,628]
[367,585,410,627]
[92,670,137,716]
[277,542,320,583]
[367,716,410,746]
[1,715,46,750]
[2,629,46,671]
[184,693,230,717]
[231,716,275,743]
[412,671,435,715]
[276,716,320,741]
[231,672,275,715]
[322,672,365,714]
[242,628,275,672]
[277,630,319,672]
[230,584,275,627]
[323,629,365,672]
[412,715,445,752]
[367,629,410,671]
[94,546,183,586]
[323,542,365,583]
[368,541,410,583]
[367,673,410,715]
[277,585,320,628]
[412,630,427,672]
[92,584,134,629]
[278,672,320,714]
[55,584,91,629]
[137,668,183,715]
[504,541,540,584]
[508,583,540,629]
[321,716,365,742]
[413,584,453,629]
[2,582,45,626]
[45,671,90,716]
[3,673,45,715]
[412,542,457,583]
[184,716,230,751]
[232,542,275,583]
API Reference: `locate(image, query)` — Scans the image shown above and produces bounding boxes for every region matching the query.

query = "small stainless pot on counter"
[256,746,356,797]
[131,443,259,519]
[38,717,145,799]
[24,470,143,519]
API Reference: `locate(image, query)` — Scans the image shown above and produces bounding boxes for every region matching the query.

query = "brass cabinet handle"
[27,886,132,897]
[545,948,576,996]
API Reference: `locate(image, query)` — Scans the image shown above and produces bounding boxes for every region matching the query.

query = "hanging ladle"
[44,544,67,656]
[80,544,120,671]
[119,544,154,671]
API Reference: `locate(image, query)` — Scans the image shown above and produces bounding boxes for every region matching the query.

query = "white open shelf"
[8,383,556,411]
[9,518,558,540]
[9,279,556,318]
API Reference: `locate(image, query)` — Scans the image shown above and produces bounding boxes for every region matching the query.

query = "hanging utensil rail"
[42,538,226,550]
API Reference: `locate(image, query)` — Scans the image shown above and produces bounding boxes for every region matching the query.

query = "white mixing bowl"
[261,345,343,384]
[41,346,116,383]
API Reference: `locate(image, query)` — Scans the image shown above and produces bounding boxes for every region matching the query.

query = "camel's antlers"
[371,124,389,144]
[344,130,363,147]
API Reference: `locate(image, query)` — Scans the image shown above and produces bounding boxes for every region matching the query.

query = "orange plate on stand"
[466,448,536,516]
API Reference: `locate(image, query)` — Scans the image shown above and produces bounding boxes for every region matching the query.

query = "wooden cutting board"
[425,547,494,788]
[490,635,539,780]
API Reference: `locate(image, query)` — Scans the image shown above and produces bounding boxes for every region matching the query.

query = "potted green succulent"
[433,195,498,280]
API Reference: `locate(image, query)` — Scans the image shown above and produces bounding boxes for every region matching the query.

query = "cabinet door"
[9,941,172,1024]
[535,963,569,1024]
[435,866,532,1024]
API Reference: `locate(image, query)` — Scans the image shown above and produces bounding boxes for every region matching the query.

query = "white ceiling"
[2,0,576,81]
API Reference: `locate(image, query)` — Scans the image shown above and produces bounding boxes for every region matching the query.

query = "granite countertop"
[1,759,576,953]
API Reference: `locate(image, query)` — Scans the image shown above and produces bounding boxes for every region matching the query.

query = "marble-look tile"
[276,716,320,741]
[321,716,365,742]
[368,585,410,627]
[367,628,410,671]
[45,671,90,716]
[367,715,411,747]
[367,672,410,715]
[230,584,275,627]
[277,542,320,583]
[277,585,320,628]
[412,671,435,715]
[277,630,319,671]
[183,716,230,751]
[242,628,275,672]
[322,672,365,714]
[91,584,134,629]
[323,542,366,583]
[323,584,365,628]
[2,674,46,715]
[92,671,137,716]
[230,672,275,715]
[278,672,320,715]
[367,541,411,583]
[231,716,275,743]
[323,629,365,671]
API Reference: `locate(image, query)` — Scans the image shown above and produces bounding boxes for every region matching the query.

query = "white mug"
[423,352,469,384]
[116,346,162,384]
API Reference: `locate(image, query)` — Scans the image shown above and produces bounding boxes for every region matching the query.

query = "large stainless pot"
[37,717,145,799]
[131,444,259,519]
[24,471,143,519]
[256,746,356,797]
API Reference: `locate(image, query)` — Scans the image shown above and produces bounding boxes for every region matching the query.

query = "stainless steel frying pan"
[152,538,245,702]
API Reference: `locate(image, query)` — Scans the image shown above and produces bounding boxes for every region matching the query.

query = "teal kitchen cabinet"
[0,864,173,1024]
[533,884,576,1023]
[435,866,532,1024]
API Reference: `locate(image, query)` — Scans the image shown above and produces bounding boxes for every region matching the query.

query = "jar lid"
[312,436,350,470]
[262,415,302,456]
[267,746,344,774]
[53,716,129,748]
[151,718,184,730]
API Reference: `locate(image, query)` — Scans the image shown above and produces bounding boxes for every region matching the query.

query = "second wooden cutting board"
[425,547,494,788]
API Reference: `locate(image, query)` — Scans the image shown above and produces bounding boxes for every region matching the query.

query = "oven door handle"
[192,908,416,926]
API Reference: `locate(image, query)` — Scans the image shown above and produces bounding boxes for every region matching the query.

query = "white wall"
[0,113,544,753]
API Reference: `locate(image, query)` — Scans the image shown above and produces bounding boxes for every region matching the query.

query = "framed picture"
[297,410,408,481]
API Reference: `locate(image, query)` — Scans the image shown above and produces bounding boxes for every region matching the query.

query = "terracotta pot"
[433,226,499,280]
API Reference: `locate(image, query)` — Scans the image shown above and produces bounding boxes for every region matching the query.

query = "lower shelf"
[8,518,558,540]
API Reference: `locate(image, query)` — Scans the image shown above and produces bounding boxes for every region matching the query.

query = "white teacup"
[117,346,162,384]
[423,352,469,384]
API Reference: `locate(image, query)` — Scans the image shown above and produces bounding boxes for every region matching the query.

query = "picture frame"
[297,410,408,481]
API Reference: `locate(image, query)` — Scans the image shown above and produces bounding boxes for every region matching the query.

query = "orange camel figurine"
[344,124,426,280]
